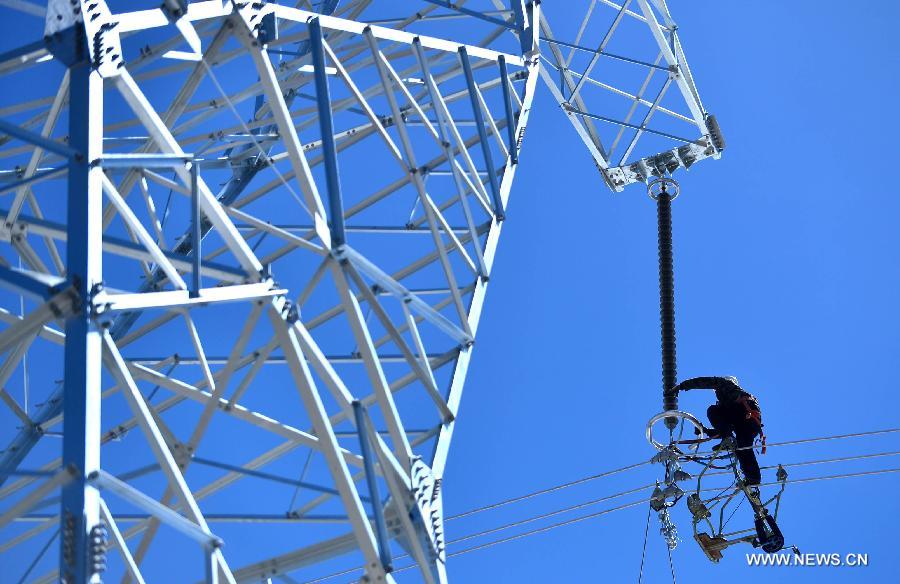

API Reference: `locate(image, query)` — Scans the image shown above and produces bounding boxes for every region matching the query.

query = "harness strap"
[735,395,766,454]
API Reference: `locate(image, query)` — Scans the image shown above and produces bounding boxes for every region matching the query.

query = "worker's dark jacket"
[674,376,749,406]
[674,376,764,485]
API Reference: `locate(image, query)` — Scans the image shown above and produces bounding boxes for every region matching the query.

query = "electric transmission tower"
[0,1,719,582]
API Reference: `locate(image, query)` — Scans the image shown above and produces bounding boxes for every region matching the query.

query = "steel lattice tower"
[0,1,720,582]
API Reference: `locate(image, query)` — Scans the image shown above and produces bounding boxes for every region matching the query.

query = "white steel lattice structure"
[0,1,719,582]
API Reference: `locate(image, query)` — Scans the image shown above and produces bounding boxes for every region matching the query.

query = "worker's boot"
[712,436,735,452]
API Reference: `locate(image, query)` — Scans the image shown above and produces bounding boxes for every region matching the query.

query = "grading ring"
[646,410,706,450]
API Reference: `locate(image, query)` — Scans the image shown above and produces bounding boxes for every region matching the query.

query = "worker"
[673,376,764,487]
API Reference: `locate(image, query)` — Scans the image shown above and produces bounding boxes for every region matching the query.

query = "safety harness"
[736,393,766,454]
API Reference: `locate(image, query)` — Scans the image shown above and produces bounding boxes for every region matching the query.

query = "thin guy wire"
[666,541,676,584]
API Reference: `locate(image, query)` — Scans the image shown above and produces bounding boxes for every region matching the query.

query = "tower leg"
[59,53,105,584]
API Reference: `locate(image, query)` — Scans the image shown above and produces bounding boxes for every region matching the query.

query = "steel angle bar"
[0,38,46,75]
[634,0,706,126]
[102,330,237,583]
[419,0,514,30]
[276,304,409,484]
[0,117,79,160]
[11,234,50,273]
[362,32,474,338]
[189,456,358,501]
[498,56,519,164]
[112,70,263,279]
[224,207,326,255]
[423,194,479,276]
[0,264,65,300]
[99,498,147,584]
[0,286,77,356]
[100,172,188,290]
[101,22,232,230]
[539,35,668,72]
[122,361,364,466]
[538,62,609,171]
[331,263,414,469]
[0,387,31,426]
[431,44,540,479]
[309,17,347,249]
[400,300,448,415]
[99,333,219,537]
[233,20,331,247]
[413,42,489,277]
[410,45,493,213]
[467,65,509,162]
[352,401,393,572]
[608,52,663,156]
[338,245,472,346]
[0,466,76,531]
[568,107,696,144]
[361,423,440,584]
[272,5,524,66]
[265,299,387,581]
[91,471,219,549]
[617,76,674,164]
[0,166,67,197]
[96,282,284,312]
[343,262,453,421]
[231,531,358,583]
[99,154,193,169]
[11,513,362,524]
[2,210,247,283]
[8,70,69,230]
[319,39,404,166]
[569,0,633,101]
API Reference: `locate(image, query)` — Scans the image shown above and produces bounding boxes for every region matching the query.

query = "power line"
[450,482,656,545]
[449,428,900,523]
[297,430,900,583]
[700,467,900,503]
[691,427,900,456]
[301,464,900,584]
[446,459,649,521]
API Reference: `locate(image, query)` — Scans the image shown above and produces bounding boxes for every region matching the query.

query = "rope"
[637,505,651,584]
[721,495,744,532]
[666,542,677,584]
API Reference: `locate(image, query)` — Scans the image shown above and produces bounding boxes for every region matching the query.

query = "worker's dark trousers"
[707,402,762,485]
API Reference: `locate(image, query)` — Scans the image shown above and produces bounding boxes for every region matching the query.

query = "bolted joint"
[282,299,300,324]
[89,521,109,574]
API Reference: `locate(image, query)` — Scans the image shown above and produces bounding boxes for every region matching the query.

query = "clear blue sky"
[2,2,899,583]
